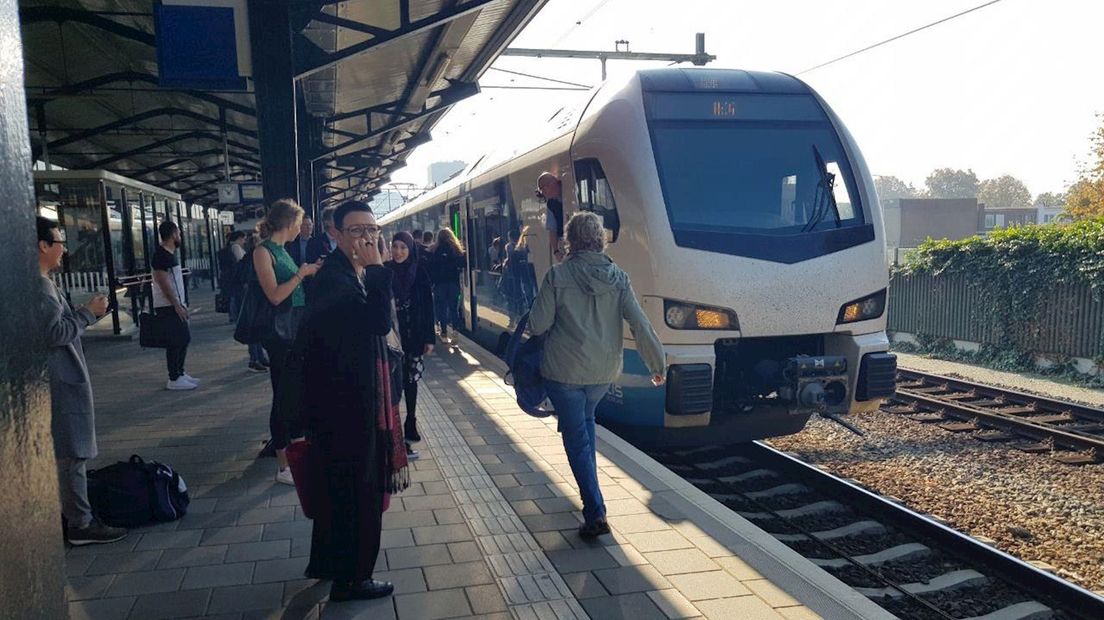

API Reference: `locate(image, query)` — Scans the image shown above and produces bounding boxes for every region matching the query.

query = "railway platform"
[67,292,887,620]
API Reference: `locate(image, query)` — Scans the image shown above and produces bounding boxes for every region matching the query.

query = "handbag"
[234,246,296,345]
[215,293,229,313]
[285,441,325,519]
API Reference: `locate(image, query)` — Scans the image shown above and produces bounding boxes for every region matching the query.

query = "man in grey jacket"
[36,217,127,545]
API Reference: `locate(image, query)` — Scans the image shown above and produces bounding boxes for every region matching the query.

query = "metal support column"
[0,0,67,612]
[248,0,300,206]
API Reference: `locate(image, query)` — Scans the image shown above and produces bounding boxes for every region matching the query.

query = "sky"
[388,0,1104,199]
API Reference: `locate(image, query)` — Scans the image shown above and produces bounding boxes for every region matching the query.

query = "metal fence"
[888,273,1104,359]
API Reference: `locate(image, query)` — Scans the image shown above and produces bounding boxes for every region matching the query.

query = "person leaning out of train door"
[536,171,566,262]
[385,231,435,453]
[528,212,666,539]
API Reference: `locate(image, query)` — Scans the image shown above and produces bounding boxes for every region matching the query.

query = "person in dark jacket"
[279,201,407,602]
[385,231,435,445]
[427,228,466,343]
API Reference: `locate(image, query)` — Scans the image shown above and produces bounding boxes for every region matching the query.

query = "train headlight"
[837,290,887,324]
[664,300,739,330]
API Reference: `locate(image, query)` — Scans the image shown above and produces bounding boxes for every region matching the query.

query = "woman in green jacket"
[529,212,666,538]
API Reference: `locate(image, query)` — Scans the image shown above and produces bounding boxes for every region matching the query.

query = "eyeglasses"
[342,225,381,237]
[44,236,67,246]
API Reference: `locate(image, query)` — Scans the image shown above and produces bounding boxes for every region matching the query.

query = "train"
[379,67,897,446]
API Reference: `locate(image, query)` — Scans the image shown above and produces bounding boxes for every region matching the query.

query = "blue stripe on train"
[597,348,667,428]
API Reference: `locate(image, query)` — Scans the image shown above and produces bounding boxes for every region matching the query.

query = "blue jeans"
[249,343,268,365]
[546,380,610,524]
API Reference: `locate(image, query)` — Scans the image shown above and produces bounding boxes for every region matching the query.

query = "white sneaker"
[275,468,295,486]
[181,374,200,385]
[166,378,197,391]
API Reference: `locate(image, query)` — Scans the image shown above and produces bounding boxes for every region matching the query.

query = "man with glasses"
[35,216,127,545]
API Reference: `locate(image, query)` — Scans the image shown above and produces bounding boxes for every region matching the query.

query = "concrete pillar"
[0,0,68,615]
[248,0,300,206]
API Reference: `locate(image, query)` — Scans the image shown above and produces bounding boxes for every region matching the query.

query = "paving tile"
[283,578,331,607]
[715,555,762,581]
[465,584,509,614]
[386,543,453,570]
[423,561,495,590]
[318,597,392,620]
[533,497,581,514]
[532,531,575,552]
[174,511,239,531]
[225,540,290,563]
[157,544,228,569]
[744,579,802,608]
[603,544,649,567]
[447,541,482,563]
[128,588,211,619]
[695,595,785,620]
[610,513,673,534]
[181,562,255,589]
[69,596,136,620]
[368,567,426,595]
[647,589,703,620]
[644,549,721,576]
[581,592,669,620]
[562,571,609,599]
[509,500,542,516]
[778,606,822,620]
[433,508,465,525]
[104,568,185,596]
[545,547,620,573]
[65,554,96,577]
[500,485,556,501]
[380,528,415,549]
[667,570,751,601]
[394,588,472,620]
[520,512,581,532]
[252,556,309,584]
[402,493,457,511]
[201,524,265,546]
[134,529,204,551]
[593,565,672,594]
[237,506,296,526]
[382,509,437,530]
[65,574,116,601]
[261,519,313,541]
[622,530,694,553]
[207,583,284,614]
[411,523,473,545]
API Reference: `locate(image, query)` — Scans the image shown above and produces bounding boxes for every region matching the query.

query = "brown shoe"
[67,519,127,546]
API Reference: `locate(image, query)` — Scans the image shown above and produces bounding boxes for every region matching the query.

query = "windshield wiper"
[802,145,842,232]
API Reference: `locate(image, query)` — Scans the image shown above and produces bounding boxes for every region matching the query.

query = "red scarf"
[376,353,409,493]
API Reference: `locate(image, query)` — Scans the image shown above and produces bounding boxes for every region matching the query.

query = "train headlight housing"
[837,290,887,324]
[664,299,739,330]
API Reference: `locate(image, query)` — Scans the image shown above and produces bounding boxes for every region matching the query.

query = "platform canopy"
[21,0,547,208]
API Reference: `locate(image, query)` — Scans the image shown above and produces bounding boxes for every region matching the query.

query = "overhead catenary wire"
[796,0,1008,75]
[486,66,593,89]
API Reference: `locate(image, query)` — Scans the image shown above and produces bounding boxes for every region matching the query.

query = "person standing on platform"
[287,216,313,266]
[219,230,247,324]
[385,231,435,451]
[35,216,128,546]
[152,220,198,391]
[529,212,666,539]
[240,230,271,373]
[306,206,339,264]
[537,171,566,262]
[428,228,466,343]
[254,199,321,485]
[281,200,406,601]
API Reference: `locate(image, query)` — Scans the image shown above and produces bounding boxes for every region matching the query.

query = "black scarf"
[388,231,419,306]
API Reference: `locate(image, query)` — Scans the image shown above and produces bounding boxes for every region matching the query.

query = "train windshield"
[645,93,873,262]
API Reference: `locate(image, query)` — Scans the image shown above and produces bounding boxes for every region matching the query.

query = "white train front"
[381,67,897,446]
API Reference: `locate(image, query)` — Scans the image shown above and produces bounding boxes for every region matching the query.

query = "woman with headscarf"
[385,231,435,451]
[279,200,408,601]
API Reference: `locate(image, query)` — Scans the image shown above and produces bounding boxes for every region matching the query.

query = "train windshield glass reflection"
[647,95,864,236]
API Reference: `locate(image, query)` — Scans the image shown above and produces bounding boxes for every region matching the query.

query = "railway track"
[648,442,1104,620]
[887,369,1104,465]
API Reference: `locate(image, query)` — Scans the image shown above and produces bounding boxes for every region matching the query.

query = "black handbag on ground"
[215,292,229,313]
[87,455,190,527]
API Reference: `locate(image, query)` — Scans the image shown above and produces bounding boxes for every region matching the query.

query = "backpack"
[87,455,190,527]
[503,312,553,418]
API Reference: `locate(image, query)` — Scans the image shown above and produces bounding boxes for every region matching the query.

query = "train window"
[573,158,621,242]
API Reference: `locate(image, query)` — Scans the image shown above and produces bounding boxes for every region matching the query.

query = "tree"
[874,175,920,200]
[925,168,979,199]
[1065,114,1104,219]
[977,175,1031,209]
[1034,192,1067,208]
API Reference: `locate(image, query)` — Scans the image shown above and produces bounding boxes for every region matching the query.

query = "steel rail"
[893,369,1104,456]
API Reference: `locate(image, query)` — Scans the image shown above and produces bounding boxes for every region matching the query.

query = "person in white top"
[152,220,198,390]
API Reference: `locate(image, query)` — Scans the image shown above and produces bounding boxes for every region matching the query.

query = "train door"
[463,195,478,331]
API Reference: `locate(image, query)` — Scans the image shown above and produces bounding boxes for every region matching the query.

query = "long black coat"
[279,249,394,581]
[385,260,435,355]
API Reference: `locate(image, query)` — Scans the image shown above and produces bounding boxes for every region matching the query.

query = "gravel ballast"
[768,361,1104,592]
